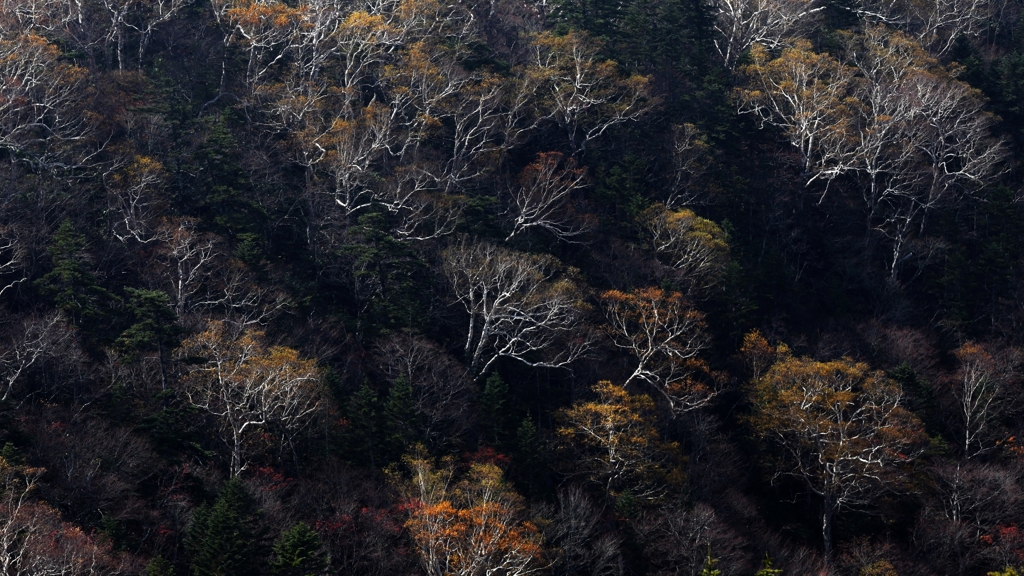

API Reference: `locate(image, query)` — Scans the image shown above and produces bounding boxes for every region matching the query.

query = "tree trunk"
[158,343,168,392]
[822,498,835,560]
[232,428,243,477]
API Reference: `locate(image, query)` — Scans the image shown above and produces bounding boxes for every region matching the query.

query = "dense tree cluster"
[5,0,1024,573]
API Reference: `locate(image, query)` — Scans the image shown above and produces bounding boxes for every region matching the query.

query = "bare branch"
[441,239,592,379]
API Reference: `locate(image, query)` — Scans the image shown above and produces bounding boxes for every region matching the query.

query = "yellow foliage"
[555,381,683,499]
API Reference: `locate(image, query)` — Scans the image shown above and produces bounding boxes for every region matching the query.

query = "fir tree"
[269,523,328,576]
[481,373,510,446]
[344,383,382,467]
[186,479,266,576]
[35,220,116,335]
[146,555,176,576]
[383,376,418,459]
[699,546,721,576]
[755,554,782,576]
[514,416,544,497]
[116,288,179,389]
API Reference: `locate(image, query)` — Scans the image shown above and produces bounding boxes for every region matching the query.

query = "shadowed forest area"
[3,0,1024,573]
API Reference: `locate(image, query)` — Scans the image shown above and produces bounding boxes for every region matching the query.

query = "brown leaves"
[748,347,926,553]
[178,320,323,475]
[639,204,730,297]
[554,381,684,500]
[601,287,713,413]
[398,452,544,576]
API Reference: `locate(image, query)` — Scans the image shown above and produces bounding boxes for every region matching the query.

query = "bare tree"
[441,240,591,379]
[0,32,93,168]
[376,332,475,450]
[506,152,592,242]
[178,320,323,476]
[666,124,713,208]
[0,459,122,575]
[633,502,743,576]
[544,486,623,576]
[914,461,1022,576]
[947,342,1017,460]
[0,0,82,36]
[911,0,989,55]
[640,204,730,298]
[851,0,990,56]
[601,288,713,413]
[162,219,216,317]
[133,0,189,67]
[0,226,25,298]
[197,262,290,327]
[0,312,76,402]
[104,156,168,244]
[710,0,823,68]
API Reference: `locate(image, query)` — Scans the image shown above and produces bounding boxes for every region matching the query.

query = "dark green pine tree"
[480,373,511,447]
[116,288,179,389]
[145,555,176,576]
[513,416,545,497]
[186,117,265,239]
[269,523,328,576]
[186,479,267,576]
[343,383,382,467]
[383,376,419,459]
[34,220,117,337]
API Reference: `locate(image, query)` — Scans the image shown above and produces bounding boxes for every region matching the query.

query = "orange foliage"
[399,452,544,576]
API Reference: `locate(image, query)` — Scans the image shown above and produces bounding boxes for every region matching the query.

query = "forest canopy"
[2,0,1024,573]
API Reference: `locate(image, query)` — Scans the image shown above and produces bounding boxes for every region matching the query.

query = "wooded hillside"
[2,0,1024,573]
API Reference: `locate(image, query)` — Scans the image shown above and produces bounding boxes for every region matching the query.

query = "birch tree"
[555,380,683,499]
[737,41,858,189]
[0,312,76,402]
[505,152,592,242]
[666,123,713,208]
[0,32,92,168]
[0,460,121,576]
[738,32,1007,281]
[442,240,591,379]
[710,0,823,68]
[528,31,653,156]
[949,342,1016,460]
[845,28,1007,279]
[0,226,24,299]
[640,204,730,297]
[399,451,544,576]
[162,219,217,317]
[601,287,713,413]
[105,156,168,244]
[178,320,323,476]
[749,351,925,558]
